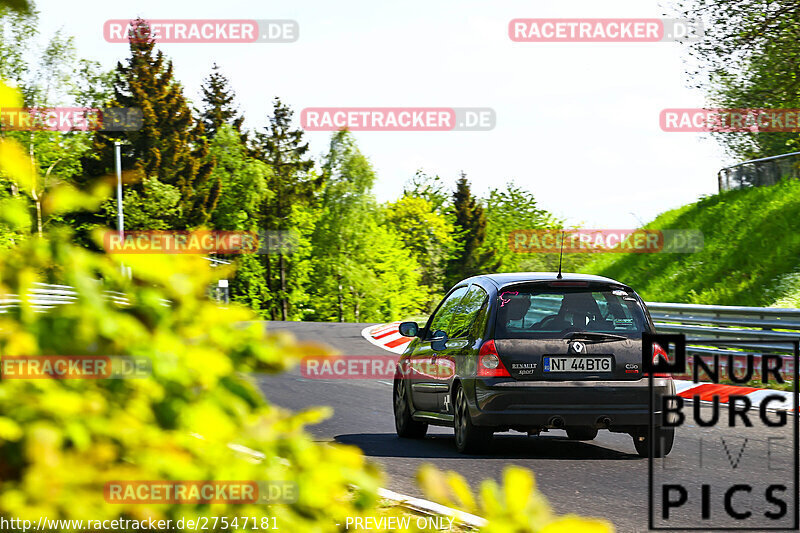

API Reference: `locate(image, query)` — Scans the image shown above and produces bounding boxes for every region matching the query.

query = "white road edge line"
[225,439,489,528]
[361,324,488,528]
[378,487,488,529]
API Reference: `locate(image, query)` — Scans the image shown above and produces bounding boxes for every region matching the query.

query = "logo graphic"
[645,333,798,530]
[499,291,519,307]
[570,341,585,354]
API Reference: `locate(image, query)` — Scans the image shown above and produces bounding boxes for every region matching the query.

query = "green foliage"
[0,0,30,14]
[417,465,613,532]
[199,63,244,139]
[583,179,800,306]
[229,253,272,318]
[384,195,454,310]
[0,82,387,528]
[253,98,319,320]
[674,0,800,159]
[102,176,181,231]
[310,131,428,322]
[208,124,271,231]
[85,18,219,229]
[481,183,568,274]
[443,173,498,290]
[404,170,450,214]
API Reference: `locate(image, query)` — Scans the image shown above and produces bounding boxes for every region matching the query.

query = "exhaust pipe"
[597,416,612,428]
[548,416,565,429]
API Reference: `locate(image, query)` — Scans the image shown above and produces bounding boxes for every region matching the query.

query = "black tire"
[566,426,598,441]
[453,385,493,454]
[632,427,675,457]
[394,379,427,438]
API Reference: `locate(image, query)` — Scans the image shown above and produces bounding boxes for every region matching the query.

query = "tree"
[673,0,800,159]
[253,98,319,320]
[206,124,274,316]
[0,0,30,13]
[481,182,563,273]
[199,63,244,138]
[103,176,180,230]
[310,131,376,321]
[403,170,449,213]
[309,131,428,322]
[208,124,271,231]
[384,195,454,309]
[84,18,220,229]
[443,173,498,289]
[0,9,103,237]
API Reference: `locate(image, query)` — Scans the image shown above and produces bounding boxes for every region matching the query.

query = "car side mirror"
[398,321,419,338]
[430,329,448,351]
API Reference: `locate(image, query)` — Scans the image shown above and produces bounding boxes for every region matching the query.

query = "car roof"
[465,272,629,289]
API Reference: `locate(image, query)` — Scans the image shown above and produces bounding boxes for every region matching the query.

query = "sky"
[34,0,729,228]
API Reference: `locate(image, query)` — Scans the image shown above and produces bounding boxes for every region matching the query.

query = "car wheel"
[394,379,427,438]
[566,426,598,441]
[453,385,492,454]
[632,427,674,457]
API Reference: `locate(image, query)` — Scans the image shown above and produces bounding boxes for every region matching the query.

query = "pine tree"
[200,63,244,138]
[254,98,320,320]
[84,18,219,229]
[443,172,498,289]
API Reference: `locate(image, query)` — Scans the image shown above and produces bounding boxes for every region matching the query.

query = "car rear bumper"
[469,377,675,429]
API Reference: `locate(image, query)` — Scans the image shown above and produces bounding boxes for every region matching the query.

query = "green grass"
[581,179,800,307]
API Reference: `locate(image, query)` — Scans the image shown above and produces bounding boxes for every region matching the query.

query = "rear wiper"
[563,331,628,342]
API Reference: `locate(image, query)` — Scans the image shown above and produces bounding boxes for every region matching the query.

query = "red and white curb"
[675,380,795,411]
[361,321,411,354]
[364,323,796,410]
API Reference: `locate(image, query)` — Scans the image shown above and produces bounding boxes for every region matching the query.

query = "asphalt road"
[255,321,798,533]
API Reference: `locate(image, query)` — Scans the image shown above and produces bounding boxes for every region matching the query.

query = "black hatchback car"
[392,272,676,456]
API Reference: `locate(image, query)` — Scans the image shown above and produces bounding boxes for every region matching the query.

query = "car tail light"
[650,342,673,379]
[477,340,511,377]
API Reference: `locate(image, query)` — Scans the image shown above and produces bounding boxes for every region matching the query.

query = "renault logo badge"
[570,341,585,353]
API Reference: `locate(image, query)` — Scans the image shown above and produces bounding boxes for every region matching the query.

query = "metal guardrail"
[0,282,170,313]
[718,151,800,192]
[3,287,798,373]
[646,301,798,376]
[646,301,800,348]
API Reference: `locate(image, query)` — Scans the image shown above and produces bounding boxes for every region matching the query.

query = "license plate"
[543,356,612,373]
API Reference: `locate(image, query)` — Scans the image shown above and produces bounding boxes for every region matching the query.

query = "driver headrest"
[559,292,600,316]
[501,297,531,321]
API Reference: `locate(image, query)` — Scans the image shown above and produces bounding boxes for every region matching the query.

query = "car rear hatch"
[491,281,650,381]
[494,336,643,381]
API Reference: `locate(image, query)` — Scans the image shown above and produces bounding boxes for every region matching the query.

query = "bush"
[0,80,383,530]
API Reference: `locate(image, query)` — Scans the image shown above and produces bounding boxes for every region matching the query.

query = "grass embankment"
[582,179,800,307]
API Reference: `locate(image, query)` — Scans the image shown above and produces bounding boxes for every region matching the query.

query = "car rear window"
[494,285,648,339]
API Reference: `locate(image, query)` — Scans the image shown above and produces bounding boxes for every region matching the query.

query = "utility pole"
[114,141,130,278]
[115,141,124,239]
